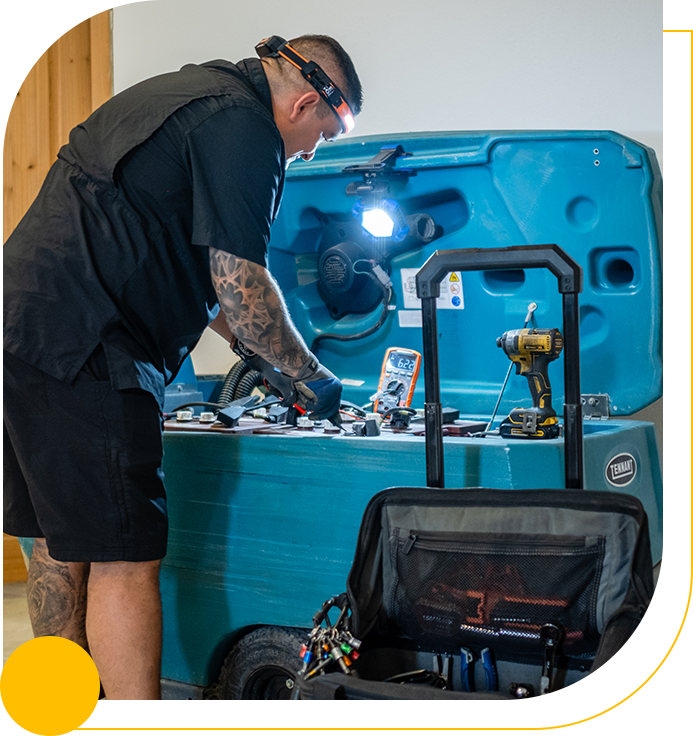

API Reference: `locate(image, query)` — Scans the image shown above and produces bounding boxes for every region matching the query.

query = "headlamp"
[255,35,355,135]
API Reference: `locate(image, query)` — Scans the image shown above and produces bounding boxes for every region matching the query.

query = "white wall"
[113,0,663,156]
[112,0,664,378]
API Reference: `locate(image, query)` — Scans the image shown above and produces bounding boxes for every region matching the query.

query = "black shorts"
[3,348,168,562]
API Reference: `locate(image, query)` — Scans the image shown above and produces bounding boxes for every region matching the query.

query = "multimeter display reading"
[374,347,422,414]
[390,353,417,372]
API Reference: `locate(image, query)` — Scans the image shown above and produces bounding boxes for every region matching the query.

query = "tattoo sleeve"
[209,248,310,375]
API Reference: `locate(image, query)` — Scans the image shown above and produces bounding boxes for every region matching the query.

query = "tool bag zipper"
[401,530,600,556]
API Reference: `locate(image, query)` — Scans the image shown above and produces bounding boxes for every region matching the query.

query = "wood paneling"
[3,10,113,243]
[89,11,114,111]
[4,535,29,583]
[3,11,113,582]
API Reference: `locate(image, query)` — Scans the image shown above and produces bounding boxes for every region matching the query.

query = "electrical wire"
[311,283,392,352]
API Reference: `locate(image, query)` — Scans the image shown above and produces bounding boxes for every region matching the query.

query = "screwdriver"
[484,302,537,434]
[539,623,562,694]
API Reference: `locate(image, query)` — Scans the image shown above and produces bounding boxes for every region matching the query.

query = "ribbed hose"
[234,370,264,400]
[217,361,252,406]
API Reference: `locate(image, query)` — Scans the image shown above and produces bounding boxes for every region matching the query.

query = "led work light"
[361,207,398,239]
[343,145,416,241]
[352,198,410,241]
[255,35,355,135]
[311,144,437,340]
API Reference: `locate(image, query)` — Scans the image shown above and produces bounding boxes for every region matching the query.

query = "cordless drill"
[496,327,563,439]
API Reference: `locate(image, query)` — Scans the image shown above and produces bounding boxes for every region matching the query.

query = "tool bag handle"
[415,244,584,490]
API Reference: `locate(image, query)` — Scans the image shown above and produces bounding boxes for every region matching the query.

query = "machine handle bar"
[415,244,584,491]
[415,244,582,299]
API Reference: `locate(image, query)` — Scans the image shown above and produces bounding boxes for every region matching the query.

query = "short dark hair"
[287,34,363,116]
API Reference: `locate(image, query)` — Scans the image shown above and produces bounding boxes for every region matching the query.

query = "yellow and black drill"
[496,327,563,439]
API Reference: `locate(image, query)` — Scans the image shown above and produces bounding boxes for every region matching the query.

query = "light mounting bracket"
[343,145,415,197]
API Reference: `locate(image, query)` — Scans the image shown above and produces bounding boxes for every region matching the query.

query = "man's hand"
[234,340,342,420]
[232,340,297,404]
[291,355,343,420]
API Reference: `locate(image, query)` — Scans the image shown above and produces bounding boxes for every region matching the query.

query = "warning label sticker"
[401,269,464,310]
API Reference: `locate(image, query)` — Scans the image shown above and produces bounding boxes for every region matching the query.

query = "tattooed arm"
[209,248,311,377]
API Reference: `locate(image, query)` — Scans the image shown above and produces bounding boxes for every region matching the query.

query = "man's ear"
[288,91,321,124]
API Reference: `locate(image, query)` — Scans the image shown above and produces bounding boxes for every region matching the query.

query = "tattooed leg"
[26,538,89,648]
[209,248,310,375]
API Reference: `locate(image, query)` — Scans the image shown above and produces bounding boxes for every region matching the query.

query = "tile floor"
[3,581,34,663]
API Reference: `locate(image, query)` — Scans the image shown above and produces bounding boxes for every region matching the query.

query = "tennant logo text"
[606,453,637,487]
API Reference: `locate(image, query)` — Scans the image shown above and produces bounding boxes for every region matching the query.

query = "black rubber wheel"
[218,626,308,700]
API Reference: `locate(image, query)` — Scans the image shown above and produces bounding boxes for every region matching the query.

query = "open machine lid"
[268,131,662,418]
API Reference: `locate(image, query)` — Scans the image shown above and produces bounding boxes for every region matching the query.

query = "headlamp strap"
[255,35,354,134]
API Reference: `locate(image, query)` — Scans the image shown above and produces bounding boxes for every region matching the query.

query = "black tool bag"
[296,486,653,699]
[298,246,655,700]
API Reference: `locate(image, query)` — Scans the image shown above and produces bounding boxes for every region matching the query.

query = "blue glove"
[292,355,343,420]
[233,342,342,420]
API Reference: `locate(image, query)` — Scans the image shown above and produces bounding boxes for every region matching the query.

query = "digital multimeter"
[373,347,422,414]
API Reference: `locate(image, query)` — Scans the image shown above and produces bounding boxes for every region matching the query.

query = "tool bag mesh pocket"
[387,529,605,657]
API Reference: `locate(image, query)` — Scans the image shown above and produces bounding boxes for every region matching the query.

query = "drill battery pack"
[498,408,561,439]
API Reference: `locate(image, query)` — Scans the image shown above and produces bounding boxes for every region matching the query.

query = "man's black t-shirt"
[3,58,285,406]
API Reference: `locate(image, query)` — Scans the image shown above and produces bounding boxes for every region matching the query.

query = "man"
[3,34,363,699]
